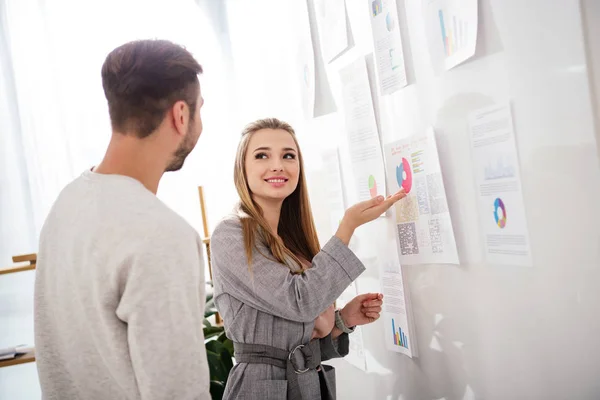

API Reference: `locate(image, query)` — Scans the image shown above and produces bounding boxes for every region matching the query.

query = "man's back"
[34,169,210,400]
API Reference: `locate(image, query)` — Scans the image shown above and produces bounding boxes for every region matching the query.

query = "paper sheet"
[362,254,416,358]
[315,0,349,63]
[384,128,459,265]
[294,0,316,118]
[423,0,478,70]
[381,271,414,357]
[369,0,408,95]
[339,57,387,202]
[336,281,367,371]
[321,148,346,232]
[468,104,532,266]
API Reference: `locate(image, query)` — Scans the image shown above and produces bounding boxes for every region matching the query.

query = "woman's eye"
[283,153,296,160]
[255,153,268,159]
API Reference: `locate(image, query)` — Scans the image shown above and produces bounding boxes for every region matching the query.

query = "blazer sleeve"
[320,333,349,362]
[210,217,365,323]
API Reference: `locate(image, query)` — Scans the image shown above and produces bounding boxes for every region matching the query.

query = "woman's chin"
[254,192,291,204]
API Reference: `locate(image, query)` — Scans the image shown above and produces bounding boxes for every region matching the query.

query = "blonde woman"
[211,118,406,399]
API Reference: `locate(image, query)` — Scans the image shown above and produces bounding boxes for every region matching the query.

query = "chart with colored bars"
[438,9,469,57]
[372,0,382,17]
[392,318,409,349]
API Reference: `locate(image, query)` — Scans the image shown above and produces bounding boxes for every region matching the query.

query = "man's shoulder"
[44,172,199,244]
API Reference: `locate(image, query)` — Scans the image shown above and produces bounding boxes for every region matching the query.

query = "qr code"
[429,218,443,254]
[427,173,448,215]
[415,177,430,215]
[398,223,419,255]
[395,195,419,223]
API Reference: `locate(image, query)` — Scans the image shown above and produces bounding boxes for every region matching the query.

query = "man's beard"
[165,127,196,172]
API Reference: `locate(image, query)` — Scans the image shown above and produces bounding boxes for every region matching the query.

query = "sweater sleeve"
[210,217,365,323]
[115,226,210,400]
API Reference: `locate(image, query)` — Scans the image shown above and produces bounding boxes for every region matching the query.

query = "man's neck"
[94,134,166,195]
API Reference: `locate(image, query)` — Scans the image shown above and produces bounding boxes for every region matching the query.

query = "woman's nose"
[270,161,284,171]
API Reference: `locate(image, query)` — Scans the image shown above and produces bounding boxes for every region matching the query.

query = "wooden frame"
[198,186,221,325]
[0,350,35,369]
[0,254,37,368]
[0,253,36,275]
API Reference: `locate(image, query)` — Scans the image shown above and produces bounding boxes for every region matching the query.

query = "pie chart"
[396,158,412,193]
[368,175,378,198]
[494,198,507,228]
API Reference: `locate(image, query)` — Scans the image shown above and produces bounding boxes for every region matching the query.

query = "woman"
[211,118,405,399]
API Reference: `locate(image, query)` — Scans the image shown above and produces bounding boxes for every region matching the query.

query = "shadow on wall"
[425,0,504,76]
[354,88,498,399]
[435,92,496,266]
[307,0,340,118]
[357,267,480,400]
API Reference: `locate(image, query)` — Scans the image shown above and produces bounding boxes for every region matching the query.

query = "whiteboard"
[224,0,600,398]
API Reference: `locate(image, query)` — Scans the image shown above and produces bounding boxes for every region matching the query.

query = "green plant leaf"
[206,350,228,382]
[206,351,226,382]
[203,318,212,328]
[204,297,218,318]
[217,332,228,342]
[209,380,225,400]
[222,339,234,357]
[204,326,225,340]
[206,339,225,354]
[220,348,234,372]
[216,332,234,357]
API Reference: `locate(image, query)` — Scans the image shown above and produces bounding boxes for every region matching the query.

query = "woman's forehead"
[248,129,298,150]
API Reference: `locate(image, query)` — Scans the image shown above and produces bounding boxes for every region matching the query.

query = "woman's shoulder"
[213,213,243,237]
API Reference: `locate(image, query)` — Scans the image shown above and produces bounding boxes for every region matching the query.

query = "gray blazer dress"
[210,216,366,399]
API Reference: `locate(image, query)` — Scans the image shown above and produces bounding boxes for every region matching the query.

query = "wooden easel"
[197,186,221,325]
[0,254,37,368]
[0,253,37,275]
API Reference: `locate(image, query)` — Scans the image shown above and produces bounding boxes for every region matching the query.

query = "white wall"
[2,0,599,398]
[221,0,600,399]
[0,1,233,397]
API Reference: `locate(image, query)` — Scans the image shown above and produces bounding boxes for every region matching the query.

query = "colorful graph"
[396,157,413,193]
[385,12,395,32]
[368,175,378,198]
[494,198,507,228]
[372,0,382,17]
[438,9,468,57]
[392,318,409,349]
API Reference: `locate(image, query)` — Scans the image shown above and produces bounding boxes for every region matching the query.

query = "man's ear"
[171,100,190,137]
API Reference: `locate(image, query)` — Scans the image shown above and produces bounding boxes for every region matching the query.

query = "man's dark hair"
[101,40,203,138]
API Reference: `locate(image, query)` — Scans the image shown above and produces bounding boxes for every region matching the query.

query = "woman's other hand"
[340,293,383,328]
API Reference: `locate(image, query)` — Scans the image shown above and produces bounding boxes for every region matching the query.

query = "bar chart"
[392,318,409,349]
[438,9,469,57]
[425,0,478,70]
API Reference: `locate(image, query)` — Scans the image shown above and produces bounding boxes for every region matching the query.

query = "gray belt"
[234,340,334,400]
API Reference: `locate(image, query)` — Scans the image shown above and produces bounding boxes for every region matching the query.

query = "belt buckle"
[288,344,310,374]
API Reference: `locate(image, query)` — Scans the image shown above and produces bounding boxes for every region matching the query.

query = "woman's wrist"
[335,219,355,245]
[336,308,355,333]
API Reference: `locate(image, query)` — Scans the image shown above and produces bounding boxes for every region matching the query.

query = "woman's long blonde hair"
[234,118,320,273]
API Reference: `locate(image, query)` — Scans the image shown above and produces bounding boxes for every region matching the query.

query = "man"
[34,40,210,399]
